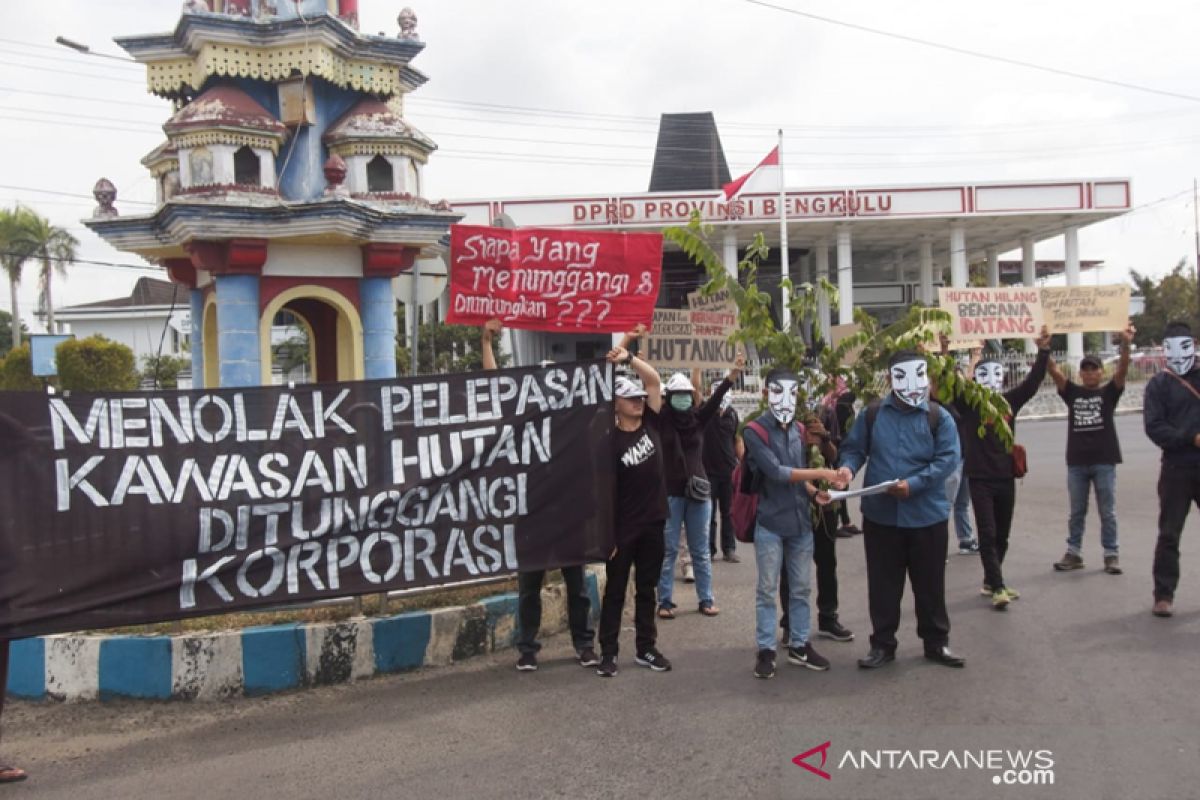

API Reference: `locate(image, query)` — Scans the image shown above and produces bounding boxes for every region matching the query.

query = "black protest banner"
[0,361,616,639]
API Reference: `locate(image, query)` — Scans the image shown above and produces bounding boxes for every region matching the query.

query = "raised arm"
[1047,354,1068,393]
[480,318,502,371]
[618,323,647,353]
[1113,321,1135,389]
[1004,327,1052,413]
[607,345,662,413]
[696,349,745,426]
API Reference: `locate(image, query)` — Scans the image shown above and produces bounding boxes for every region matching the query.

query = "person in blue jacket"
[836,350,964,670]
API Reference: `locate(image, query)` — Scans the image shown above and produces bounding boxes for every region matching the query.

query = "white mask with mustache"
[767,378,799,425]
[973,361,1005,393]
[890,359,930,407]
[1164,336,1195,375]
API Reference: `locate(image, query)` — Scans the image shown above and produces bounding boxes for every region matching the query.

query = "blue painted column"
[361,276,397,380]
[215,275,261,387]
[189,289,205,389]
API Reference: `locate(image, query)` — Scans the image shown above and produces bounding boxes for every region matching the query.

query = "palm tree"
[22,210,79,333]
[0,206,37,348]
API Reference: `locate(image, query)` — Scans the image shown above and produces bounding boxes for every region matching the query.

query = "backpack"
[730,418,808,543]
[860,398,942,456]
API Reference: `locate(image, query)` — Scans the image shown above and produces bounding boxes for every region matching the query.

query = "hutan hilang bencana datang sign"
[939,287,1044,338]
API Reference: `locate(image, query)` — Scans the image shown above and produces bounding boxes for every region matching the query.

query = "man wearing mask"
[703,380,742,563]
[1048,323,1134,576]
[836,351,963,669]
[956,330,1051,609]
[743,367,845,678]
[652,352,744,619]
[1143,321,1200,618]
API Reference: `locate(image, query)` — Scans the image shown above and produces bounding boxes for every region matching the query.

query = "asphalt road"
[5,414,1199,800]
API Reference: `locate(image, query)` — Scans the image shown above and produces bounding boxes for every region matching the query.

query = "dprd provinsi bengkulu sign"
[0,362,616,639]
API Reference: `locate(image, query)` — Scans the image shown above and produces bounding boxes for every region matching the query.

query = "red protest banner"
[446,225,663,332]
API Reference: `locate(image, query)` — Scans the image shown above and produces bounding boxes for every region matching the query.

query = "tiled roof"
[63,277,182,310]
[165,86,286,136]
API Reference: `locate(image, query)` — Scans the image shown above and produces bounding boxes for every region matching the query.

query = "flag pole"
[778,128,790,332]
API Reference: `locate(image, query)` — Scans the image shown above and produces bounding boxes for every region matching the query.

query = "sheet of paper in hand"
[827,479,901,502]
[446,224,663,332]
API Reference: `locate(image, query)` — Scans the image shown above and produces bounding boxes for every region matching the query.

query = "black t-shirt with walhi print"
[614,407,669,541]
[1061,381,1123,466]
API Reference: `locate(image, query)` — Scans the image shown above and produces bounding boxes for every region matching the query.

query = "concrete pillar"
[361,276,398,380]
[986,247,1001,287]
[918,239,934,306]
[215,274,260,387]
[722,228,738,281]
[1022,236,1037,354]
[816,240,831,341]
[1064,226,1083,362]
[189,289,205,389]
[836,226,853,325]
[949,223,967,287]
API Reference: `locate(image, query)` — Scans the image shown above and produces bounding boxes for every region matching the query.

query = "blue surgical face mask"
[669,393,694,412]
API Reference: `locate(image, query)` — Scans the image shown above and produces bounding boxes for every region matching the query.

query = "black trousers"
[516,565,594,656]
[708,473,736,555]
[862,518,951,652]
[779,507,840,628]
[969,477,1016,591]
[1154,465,1200,601]
[599,523,666,658]
[0,640,8,748]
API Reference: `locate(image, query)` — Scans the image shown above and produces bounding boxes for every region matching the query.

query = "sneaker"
[1054,552,1084,571]
[516,652,538,672]
[596,655,618,677]
[957,541,979,555]
[836,524,861,537]
[576,647,600,667]
[683,564,696,583]
[635,648,672,672]
[818,620,855,642]
[981,583,993,596]
[1152,599,1174,618]
[1002,585,1020,600]
[1104,556,1123,575]
[991,589,1010,610]
[722,551,741,563]
[754,649,776,679]
[787,642,831,671]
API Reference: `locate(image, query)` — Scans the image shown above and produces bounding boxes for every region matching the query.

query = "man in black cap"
[1047,323,1134,576]
[1143,320,1200,618]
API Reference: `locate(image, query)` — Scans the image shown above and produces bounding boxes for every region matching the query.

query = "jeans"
[1153,465,1200,601]
[708,473,736,556]
[1066,464,1118,556]
[599,522,665,657]
[659,496,715,608]
[862,518,951,652]
[945,465,975,546]
[516,566,594,656]
[755,524,814,651]
[780,506,840,630]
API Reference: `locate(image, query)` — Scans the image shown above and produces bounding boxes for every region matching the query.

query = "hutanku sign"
[639,290,739,369]
[939,287,1044,338]
[0,364,616,639]
[1041,285,1131,333]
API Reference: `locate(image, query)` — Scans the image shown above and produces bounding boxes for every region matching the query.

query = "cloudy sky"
[2,0,1198,329]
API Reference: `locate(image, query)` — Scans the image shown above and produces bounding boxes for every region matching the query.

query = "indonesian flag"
[722,145,780,199]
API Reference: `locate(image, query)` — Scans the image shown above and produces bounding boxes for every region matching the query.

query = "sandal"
[0,766,27,784]
[657,606,675,620]
[699,604,720,617]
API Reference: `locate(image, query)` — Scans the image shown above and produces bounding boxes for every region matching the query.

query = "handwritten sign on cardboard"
[939,287,1044,339]
[1041,285,1130,334]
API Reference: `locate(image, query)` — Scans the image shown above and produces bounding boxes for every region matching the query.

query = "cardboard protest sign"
[830,323,863,365]
[1041,285,1130,334]
[946,334,984,351]
[446,224,662,332]
[640,299,739,369]
[0,363,616,638]
[939,287,1044,338]
[687,287,734,312]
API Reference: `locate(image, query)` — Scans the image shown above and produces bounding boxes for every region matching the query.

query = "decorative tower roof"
[140,141,179,177]
[163,85,288,152]
[323,98,436,159]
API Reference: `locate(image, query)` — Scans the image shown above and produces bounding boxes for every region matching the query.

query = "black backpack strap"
[927,401,942,435]
[864,399,882,456]
[866,398,940,456]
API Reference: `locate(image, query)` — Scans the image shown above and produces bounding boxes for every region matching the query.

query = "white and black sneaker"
[516,652,538,672]
[787,643,831,671]
[596,656,618,678]
[754,649,776,679]
[576,647,601,667]
[635,648,672,672]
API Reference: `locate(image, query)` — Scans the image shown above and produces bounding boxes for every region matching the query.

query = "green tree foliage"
[0,309,28,357]
[0,344,41,390]
[20,210,79,333]
[0,205,38,349]
[141,354,191,390]
[57,335,139,392]
[665,213,1017,449]
[1130,259,1198,346]
[395,314,509,376]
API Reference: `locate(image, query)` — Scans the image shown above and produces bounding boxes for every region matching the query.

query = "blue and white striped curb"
[7,569,603,702]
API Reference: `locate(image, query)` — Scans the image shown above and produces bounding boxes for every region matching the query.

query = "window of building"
[234,146,261,186]
[366,154,394,193]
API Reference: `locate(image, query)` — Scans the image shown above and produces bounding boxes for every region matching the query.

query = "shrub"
[56,335,139,392]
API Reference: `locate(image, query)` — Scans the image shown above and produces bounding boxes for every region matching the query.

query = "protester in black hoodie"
[953,328,1051,610]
